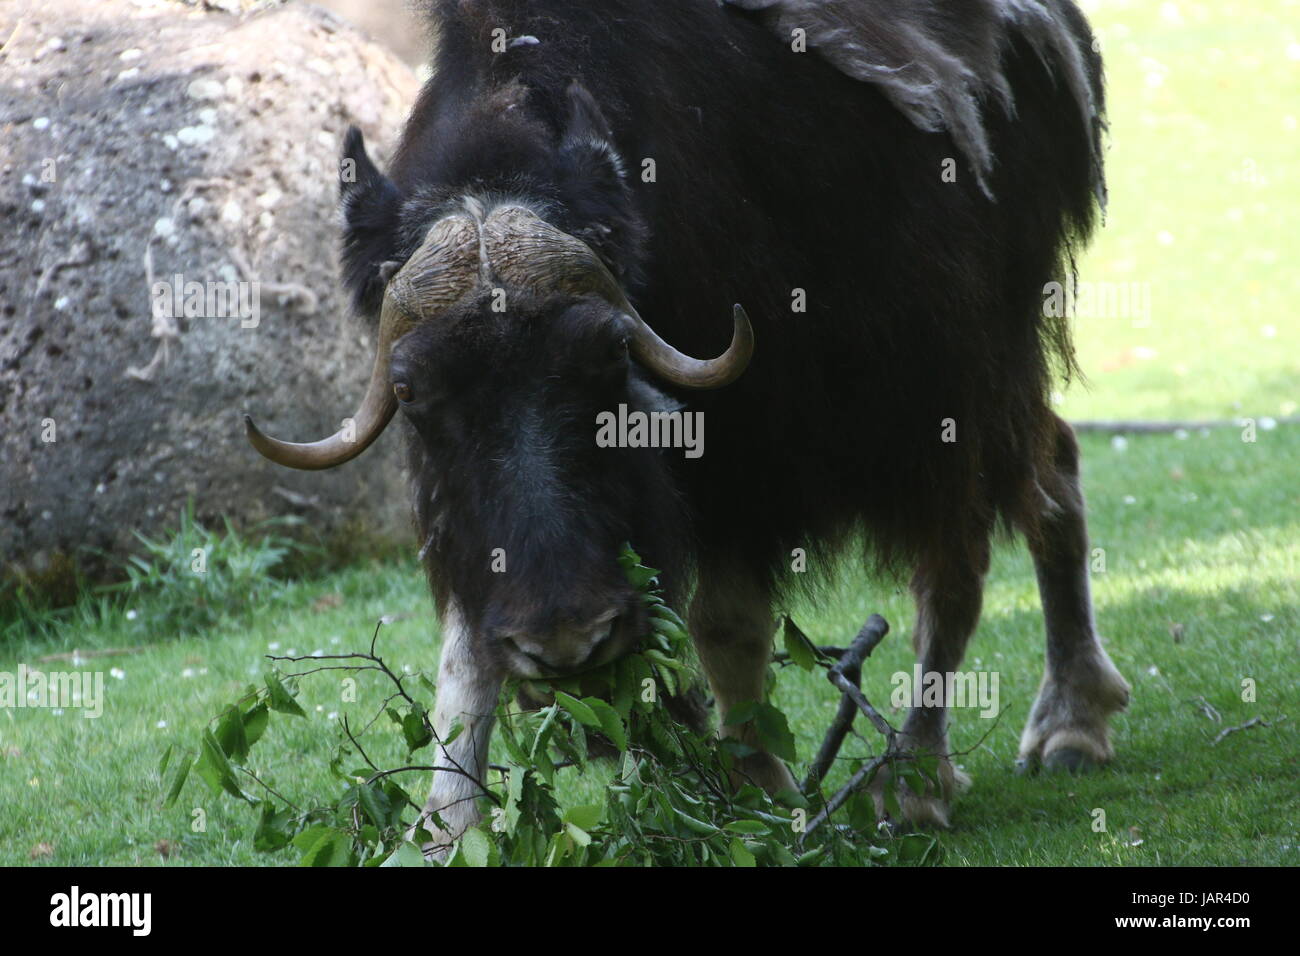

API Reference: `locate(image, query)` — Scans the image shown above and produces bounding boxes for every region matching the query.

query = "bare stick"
[829,659,898,744]
[801,614,890,792]
[1187,695,1222,724]
[803,753,894,840]
[1212,715,1284,746]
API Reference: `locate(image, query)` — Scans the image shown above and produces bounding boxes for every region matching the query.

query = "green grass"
[1063,0,1300,421]
[1,428,1295,866]
[2,0,1297,865]
[776,427,1300,865]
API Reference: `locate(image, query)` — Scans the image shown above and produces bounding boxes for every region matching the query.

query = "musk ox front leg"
[870,540,990,828]
[1018,416,1130,772]
[689,560,799,796]
[412,604,502,857]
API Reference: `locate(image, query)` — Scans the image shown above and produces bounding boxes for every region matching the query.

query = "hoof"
[1043,747,1097,774]
[1013,756,1035,776]
[866,757,967,829]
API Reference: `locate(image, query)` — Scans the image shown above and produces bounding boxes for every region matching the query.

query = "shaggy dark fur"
[727,0,1106,201]
[339,0,1105,645]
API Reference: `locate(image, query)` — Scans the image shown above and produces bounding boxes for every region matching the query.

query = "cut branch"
[1211,714,1285,746]
[801,614,890,793]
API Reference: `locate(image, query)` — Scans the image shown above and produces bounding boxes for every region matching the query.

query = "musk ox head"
[244,118,752,679]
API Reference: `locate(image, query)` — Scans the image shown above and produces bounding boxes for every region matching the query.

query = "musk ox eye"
[611,338,629,362]
[393,382,414,403]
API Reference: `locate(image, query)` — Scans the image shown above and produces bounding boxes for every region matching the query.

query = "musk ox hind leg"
[689,560,800,796]
[411,604,503,859]
[1018,415,1131,773]
[869,535,991,828]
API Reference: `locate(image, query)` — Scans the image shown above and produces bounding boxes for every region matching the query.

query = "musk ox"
[246,0,1130,850]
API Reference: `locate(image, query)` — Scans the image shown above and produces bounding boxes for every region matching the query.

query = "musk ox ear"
[339,125,404,316]
[556,82,644,278]
[560,81,624,176]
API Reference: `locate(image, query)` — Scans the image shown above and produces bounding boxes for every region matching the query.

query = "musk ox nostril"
[497,617,620,676]
[581,626,615,666]
[498,636,551,671]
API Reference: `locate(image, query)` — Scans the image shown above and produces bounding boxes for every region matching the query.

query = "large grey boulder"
[0,0,423,596]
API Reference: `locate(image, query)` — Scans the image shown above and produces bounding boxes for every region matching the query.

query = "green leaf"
[458,827,494,867]
[158,743,173,779]
[772,787,809,810]
[162,754,192,808]
[194,729,247,801]
[896,833,940,866]
[298,827,351,867]
[253,802,294,852]
[265,672,306,718]
[723,701,760,727]
[650,615,690,645]
[900,764,929,799]
[842,789,874,833]
[782,616,818,671]
[729,837,757,867]
[675,811,717,836]
[401,709,434,753]
[724,819,771,835]
[883,777,903,821]
[530,704,559,760]
[214,705,249,762]
[617,544,660,591]
[565,823,592,848]
[624,565,659,590]
[380,842,428,868]
[357,782,393,829]
[563,803,604,830]
[293,825,329,855]
[767,841,798,867]
[584,697,627,752]
[753,703,797,763]
[796,846,828,867]
[649,601,686,628]
[503,767,525,834]
[555,691,600,729]
[442,716,464,747]
[242,703,270,749]
[642,649,685,672]
[720,737,758,760]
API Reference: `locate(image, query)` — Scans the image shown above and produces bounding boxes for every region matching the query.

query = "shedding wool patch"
[726,0,1105,202]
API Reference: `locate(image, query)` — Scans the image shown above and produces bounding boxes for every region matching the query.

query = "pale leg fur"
[1018,416,1130,771]
[689,561,799,795]
[413,603,502,858]
[869,543,987,828]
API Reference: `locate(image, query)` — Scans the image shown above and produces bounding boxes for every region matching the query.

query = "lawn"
[1,0,1297,866]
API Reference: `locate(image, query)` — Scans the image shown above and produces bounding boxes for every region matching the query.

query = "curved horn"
[244,296,405,470]
[244,214,479,470]
[623,303,754,390]
[484,206,754,390]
